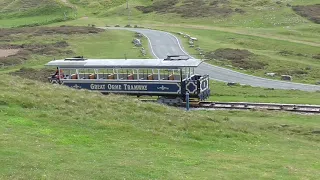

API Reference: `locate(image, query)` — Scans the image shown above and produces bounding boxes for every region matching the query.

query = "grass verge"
[0,74,319,179]
[210,81,320,105]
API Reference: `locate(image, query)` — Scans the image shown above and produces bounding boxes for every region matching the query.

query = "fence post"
[186,92,190,111]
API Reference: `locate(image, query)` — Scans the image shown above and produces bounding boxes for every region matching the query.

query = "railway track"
[139,99,320,114]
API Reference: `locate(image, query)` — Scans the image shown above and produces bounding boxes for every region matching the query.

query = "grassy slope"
[68,0,127,10]
[161,26,320,84]
[1,0,319,105]
[0,0,74,28]
[1,2,320,177]
[67,29,151,59]
[1,74,319,179]
[1,26,318,105]
[49,0,320,84]
[3,25,317,105]
[0,29,151,73]
[210,81,320,105]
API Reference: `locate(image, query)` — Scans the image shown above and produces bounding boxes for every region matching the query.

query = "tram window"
[77,69,83,79]
[181,68,186,80]
[118,68,124,80]
[140,69,144,80]
[67,69,78,79]
[169,69,178,80]
[103,69,108,79]
[135,69,141,80]
[106,69,115,80]
[77,69,94,79]
[77,69,86,79]
[141,69,149,80]
[185,68,190,78]
[99,69,104,79]
[67,69,75,79]
[128,69,134,80]
[158,69,175,80]
[89,69,97,79]
[159,69,165,80]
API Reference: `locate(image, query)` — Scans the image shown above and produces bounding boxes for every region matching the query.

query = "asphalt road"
[103,27,320,92]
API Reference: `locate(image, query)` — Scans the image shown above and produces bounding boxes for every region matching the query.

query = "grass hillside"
[0,0,74,27]
[1,0,66,14]
[1,74,320,179]
[68,0,127,11]
[96,0,319,26]
[1,2,320,178]
[1,25,318,105]
[2,0,319,28]
[3,25,318,106]
[0,26,151,72]
[164,26,320,84]
[45,0,320,84]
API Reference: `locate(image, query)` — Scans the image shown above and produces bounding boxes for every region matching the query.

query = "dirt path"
[0,49,20,58]
[153,24,320,47]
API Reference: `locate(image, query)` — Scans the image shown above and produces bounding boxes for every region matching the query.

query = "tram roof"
[45,58,203,68]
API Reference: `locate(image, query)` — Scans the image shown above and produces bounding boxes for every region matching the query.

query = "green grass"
[0,15,72,28]
[1,1,320,178]
[1,25,318,105]
[142,81,320,105]
[0,29,151,73]
[150,26,320,84]
[67,29,151,59]
[0,0,75,28]
[1,74,319,179]
[210,81,320,105]
[68,0,127,10]
[43,0,320,84]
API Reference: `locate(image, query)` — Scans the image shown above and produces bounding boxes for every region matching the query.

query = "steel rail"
[139,99,320,114]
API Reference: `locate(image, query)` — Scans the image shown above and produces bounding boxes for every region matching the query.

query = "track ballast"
[139,100,320,114]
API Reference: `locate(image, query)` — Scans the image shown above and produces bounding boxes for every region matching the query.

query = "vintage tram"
[45,55,210,105]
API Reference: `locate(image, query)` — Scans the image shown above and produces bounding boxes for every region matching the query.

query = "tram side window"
[159,69,176,80]
[68,69,77,79]
[128,69,134,80]
[99,69,107,79]
[159,70,166,80]
[117,69,124,80]
[139,69,153,80]
[182,68,188,80]
[76,69,95,79]
[168,69,176,80]
[88,69,96,79]
[99,69,115,79]
[77,69,85,79]
[116,69,135,80]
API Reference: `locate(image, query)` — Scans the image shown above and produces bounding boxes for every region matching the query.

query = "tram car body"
[45,56,210,104]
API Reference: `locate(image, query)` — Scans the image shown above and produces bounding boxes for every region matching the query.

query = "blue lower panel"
[198,89,211,100]
[62,81,181,94]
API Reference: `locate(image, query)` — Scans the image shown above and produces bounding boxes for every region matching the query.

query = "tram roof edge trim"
[45,58,203,68]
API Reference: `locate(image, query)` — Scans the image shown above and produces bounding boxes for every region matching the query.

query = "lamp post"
[186,92,190,111]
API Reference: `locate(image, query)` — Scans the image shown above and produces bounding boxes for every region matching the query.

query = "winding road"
[103,27,320,92]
